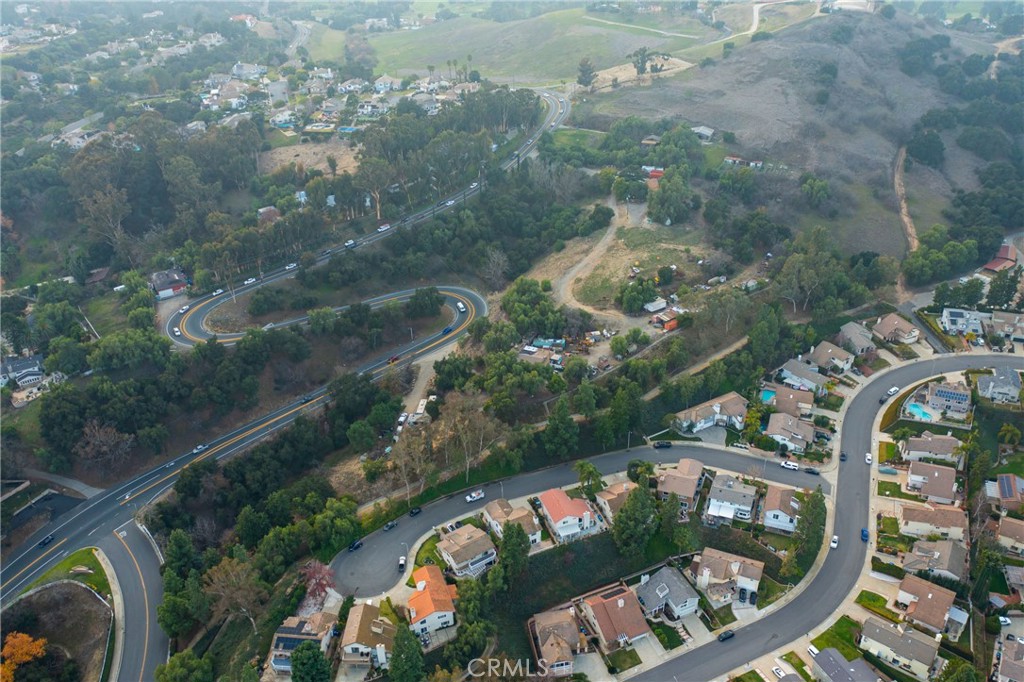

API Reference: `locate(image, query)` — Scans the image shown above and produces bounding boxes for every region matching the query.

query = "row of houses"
[940,307,1024,345]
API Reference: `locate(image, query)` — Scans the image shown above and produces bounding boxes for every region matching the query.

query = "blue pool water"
[907,403,935,421]
[760,389,776,403]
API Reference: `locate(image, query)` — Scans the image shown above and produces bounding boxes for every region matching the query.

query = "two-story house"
[0,354,44,389]
[896,574,967,639]
[989,474,1024,512]
[925,381,971,417]
[340,602,396,669]
[268,612,337,674]
[859,617,939,682]
[705,475,756,525]
[812,647,881,682]
[437,525,496,578]
[688,547,764,597]
[1000,637,1024,682]
[806,341,854,374]
[779,359,830,396]
[906,462,958,505]
[900,506,967,542]
[672,391,749,433]
[940,308,989,337]
[595,482,634,523]
[978,369,1022,405]
[763,485,800,534]
[764,413,816,454]
[538,489,598,544]
[634,566,699,620]
[763,383,814,419]
[998,516,1024,556]
[872,313,920,345]
[901,540,968,583]
[838,322,877,356]
[482,498,542,545]
[902,431,963,469]
[578,585,651,652]
[408,565,457,637]
[531,608,584,677]
[656,458,704,513]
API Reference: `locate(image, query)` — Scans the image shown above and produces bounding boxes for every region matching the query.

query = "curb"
[94,548,125,682]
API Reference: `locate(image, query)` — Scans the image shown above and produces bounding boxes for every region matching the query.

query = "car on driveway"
[383,520,398,532]
[173,327,181,336]
[178,305,190,314]
[408,507,422,517]
[830,535,839,549]
[348,539,363,552]
[212,289,224,296]
[717,630,735,642]
[285,263,298,270]
[466,490,485,503]
[749,591,757,606]
[1001,616,1013,626]
[652,441,672,449]
[244,277,257,285]
[772,668,785,679]
[738,588,747,603]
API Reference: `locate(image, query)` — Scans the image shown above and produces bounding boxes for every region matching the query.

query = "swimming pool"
[906,403,935,421]
[761,389,776,403]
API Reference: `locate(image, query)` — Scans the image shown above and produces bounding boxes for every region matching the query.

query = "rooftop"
[583,585,651,643]
[539,488,591,523]
[860,616,939,666]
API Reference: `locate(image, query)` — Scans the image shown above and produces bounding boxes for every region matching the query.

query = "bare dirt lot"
[259,137,360,176]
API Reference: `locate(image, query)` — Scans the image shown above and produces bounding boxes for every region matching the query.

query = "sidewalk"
[24,468,104,498]
[94,548,125,682]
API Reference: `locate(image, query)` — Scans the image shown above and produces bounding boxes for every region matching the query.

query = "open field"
[259,136,360,176]
[305,22,346,63]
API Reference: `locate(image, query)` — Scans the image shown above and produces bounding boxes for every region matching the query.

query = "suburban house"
[482,499,542,545]
[374,74,401,92]
[858,617,939,682]
[978,369,1022,405]
[807,341,854,373]
[633,566,699,620]
[339,602,396,669]
[872,313,920,345]
[656,458,705,513]
[940,308,989,337]
[906,462,958,506]
[762,485,800,534]
[268,612,337,674]
[705,475,756,525]
[989,474,1024,512]
[763,383,814,418]
[0,355,44,389]
[688,547,764,596]
[595,482,635,523]
[989,311,1024,344]
[779,359,830,396]
[812,647,882,682]
[269,110,296,128]
[437,525,496,578]
[999,637,1024,682]
[764,413,815,454]
[998,516,1024,556]
[902,431,963,469]
[924,381,971,417]
[672,391,749,433]
[838,322,877,356]
[231,61,266,80]
[538,489,598,543]
[150,268,189,300]
[983,242,1020,274]
[691,125,715,141]
[896,574,967,639]
[407,566,457,637]
[900,506,967,542]
[901,540,968,583]
[340,78,367,93]
[531,609,584,677]
[578,585,651,651]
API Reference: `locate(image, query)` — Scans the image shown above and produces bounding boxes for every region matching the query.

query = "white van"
[807,644,819,658]
[887,385,900,396]
[780,461,799,470]
[456,301,467,314]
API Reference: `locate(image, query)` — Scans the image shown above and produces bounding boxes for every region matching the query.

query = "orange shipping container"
[663,318,679,331]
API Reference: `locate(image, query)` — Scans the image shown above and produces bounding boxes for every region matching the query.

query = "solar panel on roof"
[1000,475,1015,499]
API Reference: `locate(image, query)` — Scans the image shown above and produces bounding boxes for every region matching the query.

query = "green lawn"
[855,590,901,623]
[82,293,129,336]
[781,652,813,682]
[731,672,766,682]
[414,534,442,568]
[648,620,684,649]
[879,442,899,463]
[990,569,1011,595]
[5,394,45,448]
[757,576,788,609]
[27,547,111,597]
[760,532,795,553]
[714,603,737,626]
[266,128,299,149]
[811,615,862,661]
[380,597,404,625]
[877,481,923,502]
[879,516,899,536]
[552,128,605,147]
[305,22,346,62]
[606,647,642,673]
[994,453,1024,478]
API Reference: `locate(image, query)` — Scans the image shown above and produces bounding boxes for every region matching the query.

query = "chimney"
[640,574,650,586]
[713,402,722,415]
[617,598,625,609]
[371,619,384,634]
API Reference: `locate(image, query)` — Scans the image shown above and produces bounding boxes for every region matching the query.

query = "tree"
[73,419,135,470]
[499,522,530,584]
[627,47,651,75]
[574,460,604,497]
[935,658,978,682]
[236,506,271,549]
[627,459,655,484]
[660,493,680,536]
[326,155,338,177]
[163,529,199,577]
[154,649,213,682]
[347,420,376,452]
[300,560,335,603]
[1000,423,1022,446]
[577,57,597,87]
[612,486,657,556]
[203,556,268,633]
[1,632,46,682]
[291,641,331,682]
[574,381,598,419]
[390,625,426,682]
[673,523,696,554]
[891,427,914,449]
[354,157,393,221]
[543,396,579,460]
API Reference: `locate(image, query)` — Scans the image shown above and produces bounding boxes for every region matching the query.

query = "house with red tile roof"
[408,565,458,637]
[579,585,651,651]
[538,489,598,544]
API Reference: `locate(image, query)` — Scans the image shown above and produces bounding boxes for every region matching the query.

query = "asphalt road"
[634,354,1022,682]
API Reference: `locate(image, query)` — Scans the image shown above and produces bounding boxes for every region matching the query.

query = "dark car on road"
[718,630,735,642]
[347,539,364,552]
[441,326,454,335]
[652,441,672,449]
[383,520,398,532]
[840,452,848,461]
[804,467,820,475]
[408,507,422,517]
[38,535,55,548]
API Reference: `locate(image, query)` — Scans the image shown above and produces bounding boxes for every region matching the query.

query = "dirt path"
[552,196,623,321]
[642,335,749,400]
[891,146,917,303]
[583,15,699,38]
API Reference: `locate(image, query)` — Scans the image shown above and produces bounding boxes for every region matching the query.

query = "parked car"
[408,507,422,517]
[383,520,398,532]
[466,490,485,503]
[1000,616,1013,626]
[398,556,406,572]
[243,277,257,285]
[717,630,735,642]
[862,528,870,542]
[738,588,747,603]
[772,668,785,679]
[830,535,839,549]
[839,452,848,461]
[804,467,820,475]
[865,452,873,464]
[887,385,900,396]
[749,591,757,606]
[653,441,673,449]
[398,413,408,425]
[347,539,364,552]
[285,263,298,270]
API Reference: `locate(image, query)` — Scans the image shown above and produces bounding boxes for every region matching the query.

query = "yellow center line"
[0,537,68,592]
[113,530,148,682]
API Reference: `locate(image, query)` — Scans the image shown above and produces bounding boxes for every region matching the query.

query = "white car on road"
[172,327,181,336]
[865,452,873,464]
[829,535,839,549]
[285,263,298,271]
[243,277,257,285]
[465,490,485,503]
[178,305,190,315]
[212,289,224,296]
